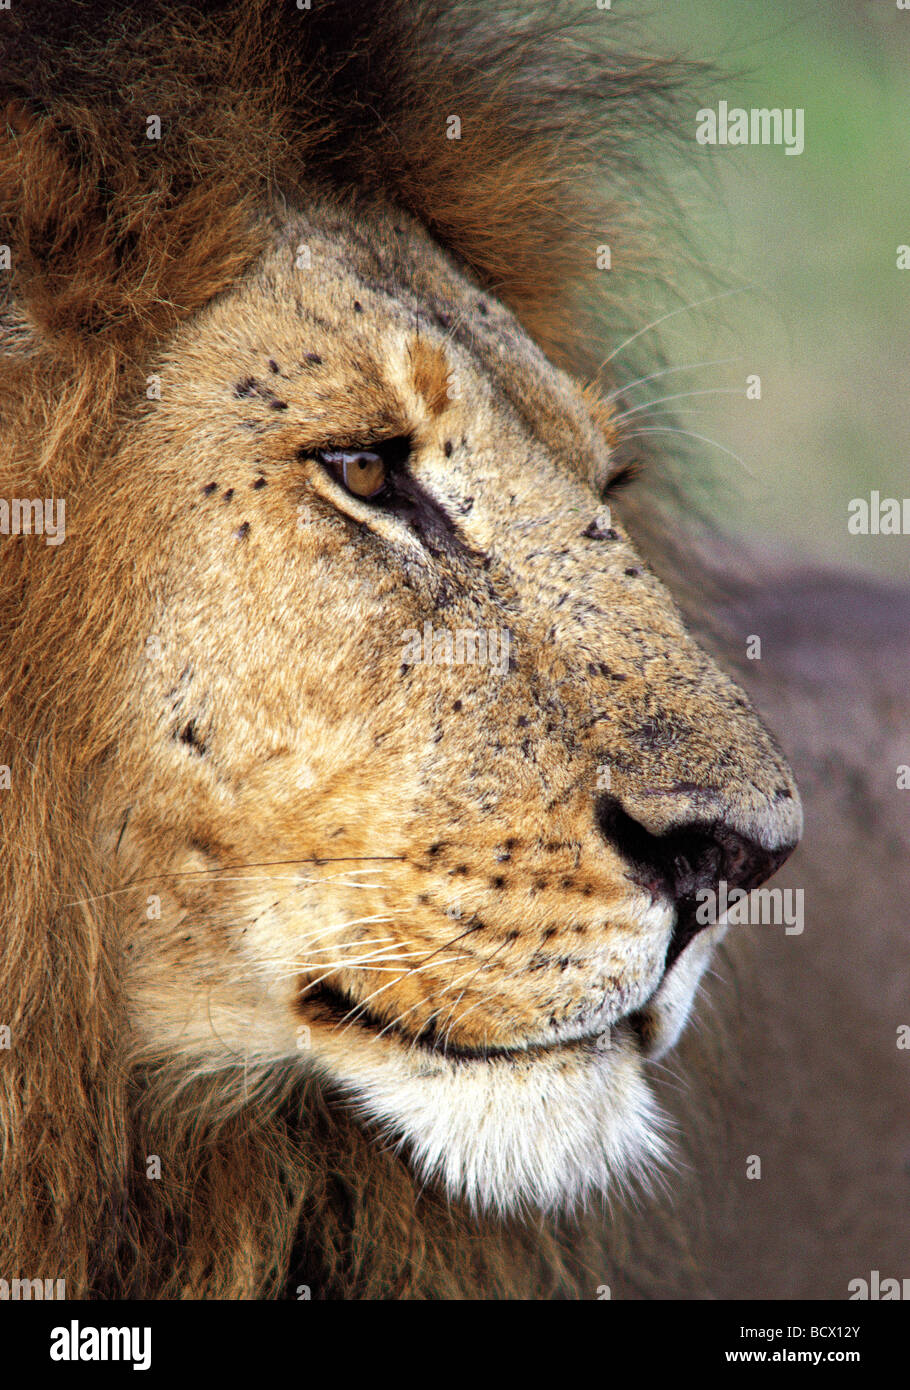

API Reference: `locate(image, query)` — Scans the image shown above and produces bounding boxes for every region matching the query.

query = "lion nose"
[594,793,798,970]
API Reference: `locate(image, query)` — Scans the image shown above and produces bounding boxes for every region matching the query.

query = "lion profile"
[1,0,906,1301]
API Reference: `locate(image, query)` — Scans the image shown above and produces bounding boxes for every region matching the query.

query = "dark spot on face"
[270,399,288,410]
[417,893,429,906]
[236,521,250,540]
[542,926,558,940]
[177,720,207,756]
[582,519,618,541]
[428,842,444,856]
[444,440,453,458]
[490,876,506,890]
[353,301,363,313]
[223,488,234,501]
[477,300,488,315]
[304,352,322,365]
[268,359,280,374]
[560,877,574,889]
[505,929,520,942]
[573,923,588,933]
[516,715,529,728]
[234,377,258,398]
[252,476,267,489]
[624,566,642,577]
[202,482,218,495]
[534,877,548,891]
[452,699,462,712]
[452,864,469,876]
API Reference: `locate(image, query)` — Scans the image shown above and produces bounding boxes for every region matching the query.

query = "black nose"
[595,793,795,971]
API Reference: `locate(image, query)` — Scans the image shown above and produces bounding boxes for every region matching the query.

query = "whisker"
[329,952,473,1035]
[602,355,741,404]
[271,935,400,958]
[65,858,403,908]
[618,426,755,478]
[369,953,489,1046]
[289,961,419,975]
[269,947,421,971]
[597,285,754,372]
[277,913,397,943]
[435,937,512,1053]
[611,386,744,424]
[339,956,474,1041]
[294,958,416,999]
[327,927,481,1034]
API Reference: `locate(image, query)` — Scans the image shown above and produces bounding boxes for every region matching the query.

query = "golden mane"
[0,0,702,1297]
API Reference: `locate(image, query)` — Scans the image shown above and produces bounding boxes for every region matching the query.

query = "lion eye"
[319,447,388,499]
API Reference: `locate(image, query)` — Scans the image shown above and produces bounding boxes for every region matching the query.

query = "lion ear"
[0,101,261,366]
[0,105,109,361]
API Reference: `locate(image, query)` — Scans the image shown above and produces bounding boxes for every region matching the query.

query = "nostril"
[595,793,792,896]
[595,794,674,890]
[595,791,798,967]
[596,794,722,899]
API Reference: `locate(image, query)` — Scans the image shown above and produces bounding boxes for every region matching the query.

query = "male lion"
[1,0,907,1300]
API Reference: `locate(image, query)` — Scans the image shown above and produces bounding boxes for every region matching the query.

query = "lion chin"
[305,923,727,1214]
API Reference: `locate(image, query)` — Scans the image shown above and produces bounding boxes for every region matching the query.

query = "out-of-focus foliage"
[604,0,910,577]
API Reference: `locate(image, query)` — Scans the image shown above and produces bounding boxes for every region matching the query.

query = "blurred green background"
[607,0,910,578]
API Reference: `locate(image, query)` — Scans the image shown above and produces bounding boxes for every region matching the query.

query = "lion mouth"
[299,977,643,1063]
[297,890,718,1066]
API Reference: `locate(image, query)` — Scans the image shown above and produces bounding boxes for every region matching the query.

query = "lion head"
[108,203,800,1212]
[1,0,800,1295]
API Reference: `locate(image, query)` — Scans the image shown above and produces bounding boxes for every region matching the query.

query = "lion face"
[102,203,801,1211]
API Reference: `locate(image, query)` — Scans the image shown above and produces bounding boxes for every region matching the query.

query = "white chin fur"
[315,1030,669,1214]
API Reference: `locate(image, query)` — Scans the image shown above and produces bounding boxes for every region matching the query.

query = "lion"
[1,0,906,1300]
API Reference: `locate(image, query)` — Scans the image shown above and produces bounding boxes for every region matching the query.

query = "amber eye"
[318,447,388,499]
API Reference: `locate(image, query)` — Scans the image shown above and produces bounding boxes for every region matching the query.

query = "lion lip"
[300,977,522,1060]
[628,917,730,1059]
[300,977,634,1063]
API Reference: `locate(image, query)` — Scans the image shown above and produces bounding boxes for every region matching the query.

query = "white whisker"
[602,355,741,404]
[611,386,744,424]
[618,426,755,478]
[597,285,753,371]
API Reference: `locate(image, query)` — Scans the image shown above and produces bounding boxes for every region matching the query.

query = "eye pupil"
[318,447,388,499]
[314,436,410,503]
